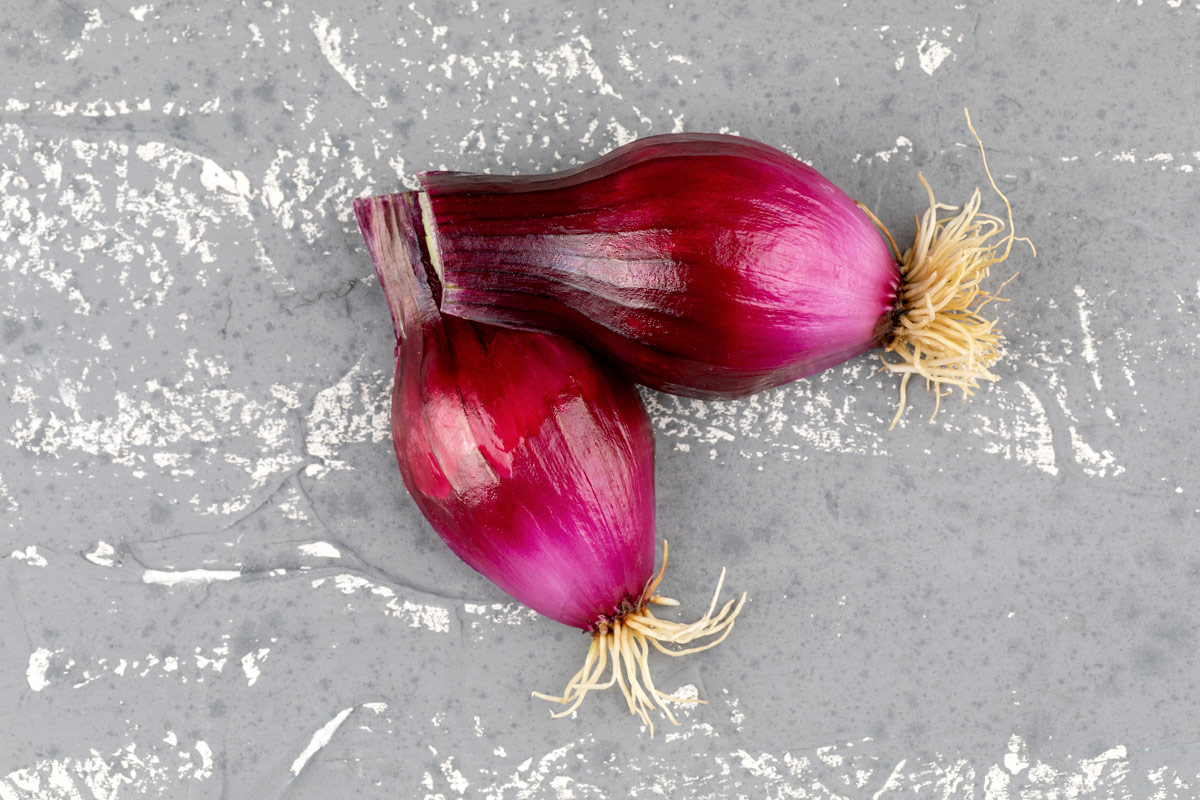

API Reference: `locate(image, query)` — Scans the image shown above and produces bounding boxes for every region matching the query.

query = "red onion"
[417,113,1024,425]
[354,191,744,732]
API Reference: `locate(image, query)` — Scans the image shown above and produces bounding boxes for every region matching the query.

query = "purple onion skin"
[420,133,902,399]
[354,192,656,630]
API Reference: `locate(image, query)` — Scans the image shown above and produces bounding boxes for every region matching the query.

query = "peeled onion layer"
[418,111,1027,425]
[354,192,745,732]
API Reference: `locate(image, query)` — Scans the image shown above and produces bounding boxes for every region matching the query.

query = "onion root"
[532,541,746,736]
[862,109,1035,429]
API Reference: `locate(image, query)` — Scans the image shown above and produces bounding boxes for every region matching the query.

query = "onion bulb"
[416,111,1027,426]
[354,191,745,733]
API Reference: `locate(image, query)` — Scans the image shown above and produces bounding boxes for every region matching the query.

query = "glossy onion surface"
[354,192,656,630]
[420,133,901,398]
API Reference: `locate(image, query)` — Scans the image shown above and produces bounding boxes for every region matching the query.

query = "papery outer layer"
[354,192,656,630]
[419,133,902,399]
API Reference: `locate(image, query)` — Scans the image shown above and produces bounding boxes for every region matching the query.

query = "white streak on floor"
[298,541,341,558]
[309,13,387,109]
[1080,146,1200,173]
[874,759,909,797]
[1074,285,1103,392]
[141,568,242,586]
[289,707,355,777]
[1012,381,1058,476]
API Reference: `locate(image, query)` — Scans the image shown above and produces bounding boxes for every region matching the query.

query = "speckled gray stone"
[2,1,1199,797]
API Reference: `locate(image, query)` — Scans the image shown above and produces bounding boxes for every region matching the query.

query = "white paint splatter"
[917,37,954,75]
[1049,378,1123,477]
[1083,147,1200,173]
[303,359,391,471]
[1004,733,1030,775]
[530,36,621,99]
[240,648,270,687]
[193,742,214,780]
[1068,427,1123,478]
[641,372,890,462]
[0,472,17,513]
[194,638,230,673]
[9,546,47,567]
[316,573,451,632]
[0,127,301,515]
[63,9,106,62]
[20,638,254,693]
[198,157,252,201]
[25,648,57,692]
[1,739,214,797]
[84,541,117,567]
[134,141,260,235]
[463,601,540,639]
[428,725,1175,798]
[439,757,470,794]
[853,135,914,166]
[6,363,303,510]
[309,13,387,109]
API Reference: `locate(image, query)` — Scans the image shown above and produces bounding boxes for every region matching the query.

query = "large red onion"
[417,119,1022,425]
[354,191,744,732]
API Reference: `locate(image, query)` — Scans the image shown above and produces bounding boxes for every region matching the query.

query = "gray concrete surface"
[2,1,1199,797]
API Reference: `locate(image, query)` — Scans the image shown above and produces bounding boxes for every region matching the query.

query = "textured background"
[2,1,1199,797]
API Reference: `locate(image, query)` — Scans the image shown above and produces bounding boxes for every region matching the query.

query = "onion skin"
[419,133,901,399]
[354,192,655,630]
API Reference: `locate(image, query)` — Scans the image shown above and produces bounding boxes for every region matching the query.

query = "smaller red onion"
[354,191,745,733]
